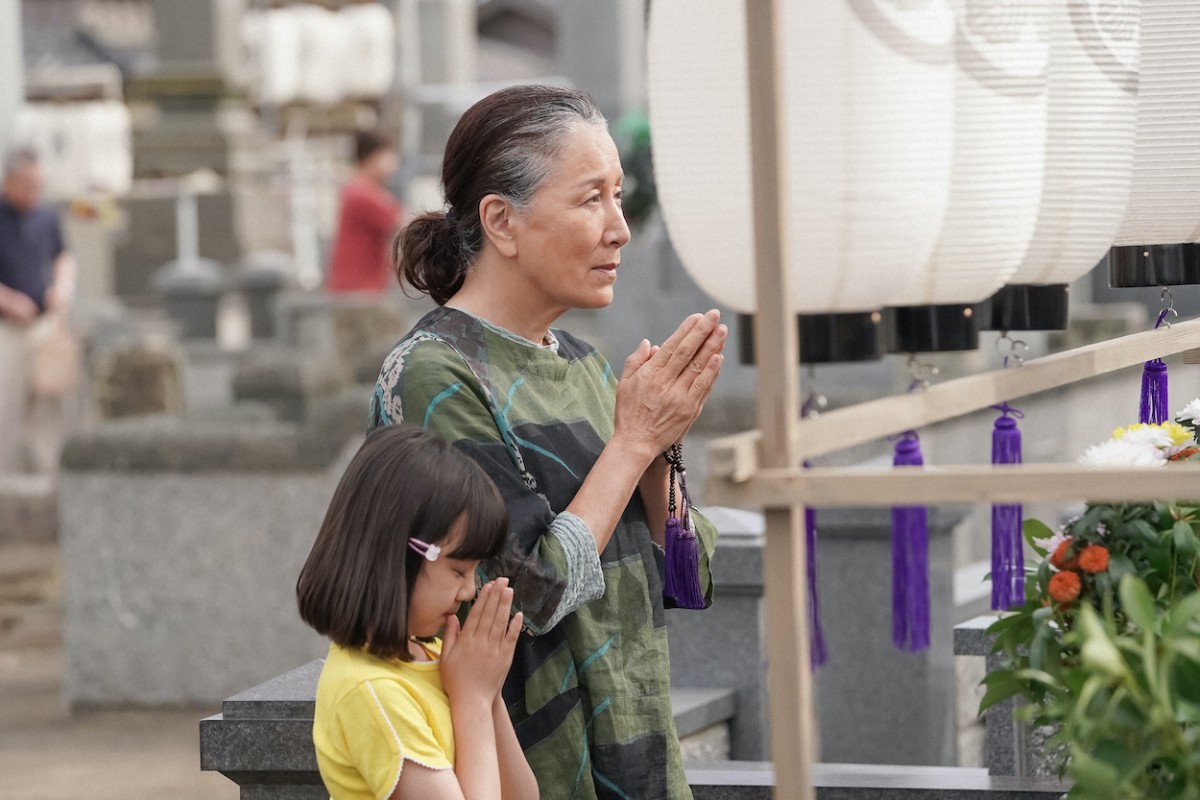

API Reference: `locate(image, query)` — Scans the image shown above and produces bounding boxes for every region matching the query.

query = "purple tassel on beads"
[891,432,929,652]
[1140,358,1168,425]
[991,408,1024,610]
[805,502,829,670]
[664,514,704,609]
[664,446,705,609]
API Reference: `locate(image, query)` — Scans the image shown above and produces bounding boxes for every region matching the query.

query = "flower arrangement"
[982,404,1200,798]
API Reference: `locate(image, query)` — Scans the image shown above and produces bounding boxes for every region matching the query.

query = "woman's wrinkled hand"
[440,579,522,705]
[613,309,726,460]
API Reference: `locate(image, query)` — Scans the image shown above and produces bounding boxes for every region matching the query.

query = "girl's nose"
[459,568,481,599]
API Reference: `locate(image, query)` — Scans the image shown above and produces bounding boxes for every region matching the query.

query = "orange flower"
[1078,545,1110,574]
[1050,539,1079,571]
[1048,571,1082,604]
[1170,446,1199,462]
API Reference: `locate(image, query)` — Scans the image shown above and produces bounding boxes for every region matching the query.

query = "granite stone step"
[200,659,739,795]
[688,762,1068,799]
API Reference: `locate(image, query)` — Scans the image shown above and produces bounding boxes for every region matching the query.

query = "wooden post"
[744,1,816,797]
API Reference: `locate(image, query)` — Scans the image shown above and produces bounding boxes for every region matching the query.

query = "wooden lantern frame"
[723,3,1200,797]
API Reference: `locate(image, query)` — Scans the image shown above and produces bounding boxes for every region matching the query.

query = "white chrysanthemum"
[1078,438,1167,469]
[1117,425,1174,450]
[1177,398,1200,424]
[1035,529,1069,557]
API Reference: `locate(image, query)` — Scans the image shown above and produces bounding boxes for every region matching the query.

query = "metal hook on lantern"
[801,365,828,419]
[994,332,1029,368]
[1155,286,1178,330]
[905,354,939,393]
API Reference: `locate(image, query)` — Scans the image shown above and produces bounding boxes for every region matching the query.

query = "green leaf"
[1069,746,1122,793]
[1079,505,1107,534]
[986,611,1029,636]
[1128,519,1160,544]
[1168,592,1200,638]
[978,678,1024,715]
[1031,631,1050,671]
[1176,521,1198,558]
[1093,738,1158,784]
[1107,554,1138,583]
[1024,518,1056,556]
[1012,667,1063,688]
[1079,605,1128,678]
[1119,574,1157,632]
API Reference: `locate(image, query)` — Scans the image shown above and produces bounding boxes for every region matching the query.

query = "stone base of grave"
[199,659,740,795]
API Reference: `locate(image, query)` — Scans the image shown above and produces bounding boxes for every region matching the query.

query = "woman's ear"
[478,194,519,258]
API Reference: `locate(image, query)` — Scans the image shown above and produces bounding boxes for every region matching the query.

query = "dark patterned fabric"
[370,307,718,799]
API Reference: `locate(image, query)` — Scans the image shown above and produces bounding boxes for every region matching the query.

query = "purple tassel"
[664,516,704,609]
[990,409,1024,610]
[801,396,828,670]
[891,432,929,652]
[664,446,705,609]
[805,503,828,669]
[1140,358,1168,425]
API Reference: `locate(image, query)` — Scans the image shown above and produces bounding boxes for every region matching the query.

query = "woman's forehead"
[547,125,623,187]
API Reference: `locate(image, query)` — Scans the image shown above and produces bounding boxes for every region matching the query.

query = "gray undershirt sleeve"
[541,511,606,632]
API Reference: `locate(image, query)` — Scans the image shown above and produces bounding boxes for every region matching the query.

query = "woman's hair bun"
[392,211,464,306]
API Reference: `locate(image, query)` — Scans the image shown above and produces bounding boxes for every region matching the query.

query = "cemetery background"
[1,0,1195,798]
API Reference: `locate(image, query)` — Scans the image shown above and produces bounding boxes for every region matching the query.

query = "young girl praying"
[297,425,538,800]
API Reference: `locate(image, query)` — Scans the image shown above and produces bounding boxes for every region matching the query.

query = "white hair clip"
[408,538,441,562]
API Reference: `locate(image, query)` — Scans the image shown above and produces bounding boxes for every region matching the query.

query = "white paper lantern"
[15,105,89,199]
[647,0,955,314]
[296,5,351,106]
[341,3,396,98]
[255,8,303,105]
[893,4,1049,305]
[1007,0,1139,286]
[10,104,56,178]
[1112,0,1200,247]
[82,101,133,196]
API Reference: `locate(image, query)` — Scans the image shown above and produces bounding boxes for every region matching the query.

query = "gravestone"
[666,506,769,760]
[92,341,186,419]
[59,391,364,707]
[814,506,963,766]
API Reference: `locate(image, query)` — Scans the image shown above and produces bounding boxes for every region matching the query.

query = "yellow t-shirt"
[313,641,454,800]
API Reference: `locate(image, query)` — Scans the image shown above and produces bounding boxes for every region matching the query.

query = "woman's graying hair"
[393,84,606,305]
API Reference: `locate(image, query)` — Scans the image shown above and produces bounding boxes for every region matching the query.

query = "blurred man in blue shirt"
[0,148,76,473]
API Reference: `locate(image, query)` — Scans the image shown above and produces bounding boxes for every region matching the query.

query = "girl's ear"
[478,194,519,258]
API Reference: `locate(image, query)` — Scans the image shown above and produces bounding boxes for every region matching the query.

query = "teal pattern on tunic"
[369,307,719,800]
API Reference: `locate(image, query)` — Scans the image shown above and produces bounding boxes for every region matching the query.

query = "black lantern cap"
[1109,243,1200,288]
[736,310,891,365]
[887,303,980,353]
[980,284,1070,331]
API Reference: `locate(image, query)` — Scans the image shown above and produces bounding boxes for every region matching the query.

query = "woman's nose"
[608,200,631,248]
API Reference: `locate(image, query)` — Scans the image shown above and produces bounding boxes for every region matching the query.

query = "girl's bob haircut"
[297,424,508,660]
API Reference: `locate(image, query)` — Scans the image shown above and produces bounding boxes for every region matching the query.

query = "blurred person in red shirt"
[326,130,403,293]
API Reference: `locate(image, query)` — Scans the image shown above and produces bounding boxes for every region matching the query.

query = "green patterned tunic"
[369,307,718,800]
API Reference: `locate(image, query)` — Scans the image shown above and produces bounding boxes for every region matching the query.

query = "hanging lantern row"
[651,0,1200,338]
[1108,0,1200,290]
[646,0,1200,653]
[647,0,954,317]
[990,0,1139,329]
[240,3,395,107]
[11,101,133,200]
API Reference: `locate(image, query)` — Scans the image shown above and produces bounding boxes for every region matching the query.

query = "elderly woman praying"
[369,84,727,800]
